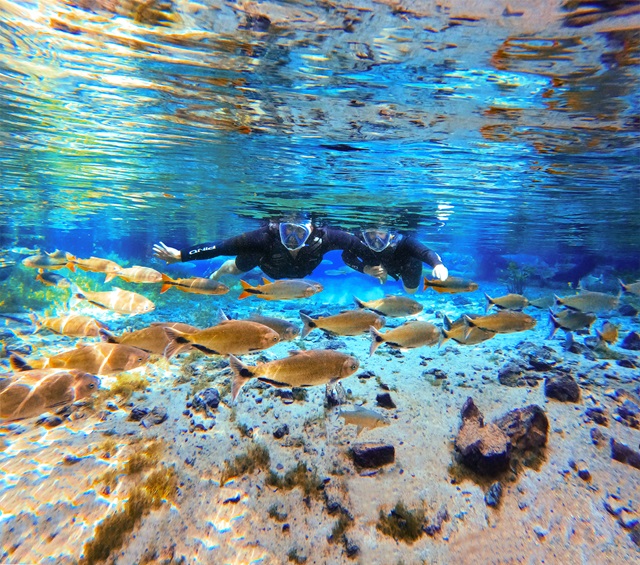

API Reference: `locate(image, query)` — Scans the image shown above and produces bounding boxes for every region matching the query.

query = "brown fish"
[0,368,100,421]
[369,321,440,356]
[238,278,323,300]
[159,274,229,295]
[439,314,495,346]
[105,266,163,284]
[485,293,529,312]
[423,276,479,294]
[354,295,423,317]
[619,279,640,296]
[339,406,389,436]
[554,291,619,314]
[11,343,150,375]
[164,320,280,358]
[548,308,596,337]
[35,271,72,288]
[229,349,360,401]
[21,250,68,271]
[464,310,536,337]
[248,314,300,341]
[596,321,619,345]
[66,254,122,274]
[76,287,155,314]
[31,313,109,337]
[100,322,199,356]
[529,295,555,309]
[300,310,385,338]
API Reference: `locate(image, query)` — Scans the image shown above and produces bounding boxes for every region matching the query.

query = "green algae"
[376,501,425,544]
[219,443,271,485]
[266,461,324,499]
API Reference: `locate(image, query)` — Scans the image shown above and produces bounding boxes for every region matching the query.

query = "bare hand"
[364,265,388,284]
[152,242,181,264]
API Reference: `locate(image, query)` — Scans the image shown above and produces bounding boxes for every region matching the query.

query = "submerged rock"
[544,374,580,402]
[350,442,395,468]
[610,438,640,470]
[621,331,640,351]
[494,405,549,451]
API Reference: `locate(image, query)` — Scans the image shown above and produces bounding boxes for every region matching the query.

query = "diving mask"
[279,222,312,251]
[363,229,392,252]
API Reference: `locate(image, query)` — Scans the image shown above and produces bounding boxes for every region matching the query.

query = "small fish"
[160,274,229,295]
[100,322,199,356]
[354,295,423,317]
[300,310,385,338]
[228,349,360,401]
[9,247,40,255]
[440,314,495,346]
[484,293,529,313]
[105,266,163,284]
[21,250,68,270]
[248,314,300,341]
[548,308,596,337]
[528,295,555,309]
[164,320,280,358]
[66,254,122,274]
[325,269,350,276]
[31,313,109,337]
[10,343,150,375]
[369,321,440,356]
[554,291,619,313]
[464,310,536,338]
[339,406,389,436]
[75,287,155,315]
[576,274,604,289]
[238,278,323,301]
[596,321,618,345]
[35,271,73,288]
[423,276,479,294]
[0,368,99,421]
[619,279,640,297]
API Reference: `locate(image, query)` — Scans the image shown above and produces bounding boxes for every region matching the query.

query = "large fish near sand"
[248,314,300,341]
[0,368,100,421]
[10,343,150,375]
[100,322,200,356]
[21,250,68,270]
[354,295,423,317]
[548,308,596,337]
[554,291,619,313]
[463,310,536,338]
[105,266,163,284]
[160,274,229,295]
[31,313,109,337]
[440,314,495,346]
[76,287,155,314]
[238,278,323,300]
[228,349,360,401]
[423,276,479,294]
[485,293,529,312]
[369,321,440,356]
[164,320,280,357]
[300,310,385,338]
[338,406,389,436]
[66,254,122,274]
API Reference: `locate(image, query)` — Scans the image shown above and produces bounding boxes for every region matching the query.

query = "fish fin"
[9,354,32,371]
[553,294,564,306]
[369,326,385,357]
[160,283,171,294]
[442,315,453,330]
[563,331,574,349]
[104,272,117,283]
[160,273,173,294]
[288,349,304,356]
[299,312,316,338]
[353,296,366,309]
[484,293,494,313]
[356,425,363,437]
[462,315,475,341]
[66,261,76,272]
[229,354,254,401]
[99,328,118,343]
[163,328,191,358]
[438,329,449,348]
[262,277,271,285]
[423,276,428,291]
[191,344,219,355]
[216,308,229,323]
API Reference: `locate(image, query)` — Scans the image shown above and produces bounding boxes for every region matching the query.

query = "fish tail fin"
[595,328,605,345]
[353,296,366,309]
[443,314,453,330]
[484,293,494,313]
[423,276,428,291]
[229,354,254,401]
[299,312,316,338]
[163,327,191,359]
[238,279,255,299]
[553,294,564,306]
[160,273,173,294]
[104,272,117,283]
[369,326,385,356]
[463,315,475,341]
[547,308,560,339]
[98,328,118,343]
[618,279,627,293]
[438,328,450,348]
[563,331,575,349]
[9,353,33,371]
[216,308,229,322]
[261,277,271,285]
[65,253,76,272]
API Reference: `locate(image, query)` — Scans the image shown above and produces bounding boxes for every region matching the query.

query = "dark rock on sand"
[544,374,580,402]
[350,442,395,468]
[590,427,608,447]
[498,362,528,387]
[610,438,640,470]
[485,482,503,507]
[618,303,638,317]
[454,398,511,476]
[141,406,168,427]
[273,424,290,439]
[621,331,640,351]
[376,392,396,409]
[494,405,549,451]
[617,358,637,369]
[584,407,609,426]
[129,406,150,421]
[615,400,640,429]
[518,342,562,371]
[191,388,220,414]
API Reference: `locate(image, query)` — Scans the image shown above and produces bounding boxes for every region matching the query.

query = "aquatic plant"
[266,461,324,499]
[267,504,288,522]
[105,373,149,403]
[82,466,177,565]
[499,262,534,294]
[329,513,352,543]
[287,548,307,564]
[376,502,425,544]
[220,443,271,485]
[291,388,308,402]
[125,440,164,475]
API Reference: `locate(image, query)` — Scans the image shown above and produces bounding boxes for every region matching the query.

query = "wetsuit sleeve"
[402,237,444,268]
[320,229,376,272]
[180,228,271,262]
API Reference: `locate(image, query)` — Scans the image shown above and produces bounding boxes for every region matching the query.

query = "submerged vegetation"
[219,443,271,485]
[499,262,534,294]
[377,502,426,544]
[266,461,324,499]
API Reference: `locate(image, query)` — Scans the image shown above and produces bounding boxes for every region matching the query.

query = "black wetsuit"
[342,234,443,290]
[180,223,370,280]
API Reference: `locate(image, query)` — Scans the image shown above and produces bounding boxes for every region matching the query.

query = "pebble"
[485,482,503,507]
[618,509,639,530]
[129,406,149,422]
[533,525,548,538]
[376,392,396,409]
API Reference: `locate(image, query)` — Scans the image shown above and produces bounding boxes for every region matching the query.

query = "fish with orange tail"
[238,278,323,300]
[160,274,229,295]
[423,276,478,294]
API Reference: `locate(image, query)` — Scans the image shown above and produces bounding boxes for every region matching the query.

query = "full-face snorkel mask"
[279,222,313,251]
[362,228,393,252]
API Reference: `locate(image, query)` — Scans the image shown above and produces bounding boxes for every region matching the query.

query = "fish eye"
[351,363,358,370]
[89,383,95,389]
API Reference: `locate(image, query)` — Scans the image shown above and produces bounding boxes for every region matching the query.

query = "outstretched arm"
[404,237,448,281]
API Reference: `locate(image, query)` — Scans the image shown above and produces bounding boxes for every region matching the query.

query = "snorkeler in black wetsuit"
[153,216,370,280]
[342,228,448,294]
